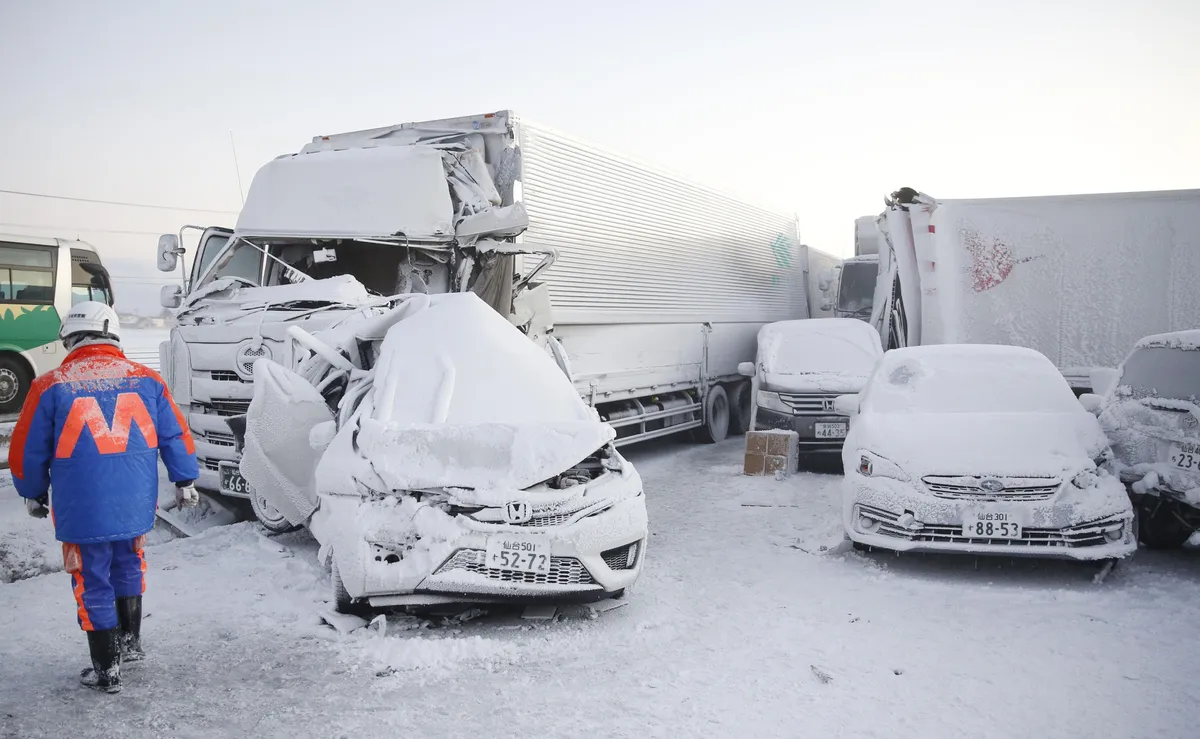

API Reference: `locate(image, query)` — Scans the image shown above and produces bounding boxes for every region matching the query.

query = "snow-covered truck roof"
[235,146,456,242]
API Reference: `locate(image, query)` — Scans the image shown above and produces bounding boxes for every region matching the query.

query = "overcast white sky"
[1,0,1197,275]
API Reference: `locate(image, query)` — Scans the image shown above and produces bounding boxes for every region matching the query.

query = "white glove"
[25,496,49,519]
[175,484,200,508]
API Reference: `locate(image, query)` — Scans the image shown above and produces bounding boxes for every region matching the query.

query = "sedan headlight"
[856,451,909,482]
[756,390,792,414]
[1072,468,1100,489]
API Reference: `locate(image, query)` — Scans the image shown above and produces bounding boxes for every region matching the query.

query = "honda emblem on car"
[979,478,1005,493]
[504,501,533,524]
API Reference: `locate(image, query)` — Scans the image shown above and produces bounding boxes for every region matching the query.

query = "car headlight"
[856,451,909,482]
[756,390,792,414]
[1072,468,1099,489]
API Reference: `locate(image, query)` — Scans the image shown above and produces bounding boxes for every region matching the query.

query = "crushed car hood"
[319,293,615,496]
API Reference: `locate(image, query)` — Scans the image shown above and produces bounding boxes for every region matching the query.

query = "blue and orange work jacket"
[8,344,199,544]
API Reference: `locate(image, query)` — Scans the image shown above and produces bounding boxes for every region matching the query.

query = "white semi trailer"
[155,111,811,529]
[866,187,1200,390]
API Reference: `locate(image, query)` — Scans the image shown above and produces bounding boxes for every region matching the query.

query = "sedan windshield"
[1117,347,1200,403]
[865,352,1081,414]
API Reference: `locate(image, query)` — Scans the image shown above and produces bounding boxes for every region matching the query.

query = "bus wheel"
[0,355,32,415]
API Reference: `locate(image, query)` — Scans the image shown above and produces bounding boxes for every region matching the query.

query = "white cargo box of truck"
[871,187,1200,390]
[158,111,810,511]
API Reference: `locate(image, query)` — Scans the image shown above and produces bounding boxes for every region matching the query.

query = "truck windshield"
[1117,347,1200,403]
[837,261,877,316]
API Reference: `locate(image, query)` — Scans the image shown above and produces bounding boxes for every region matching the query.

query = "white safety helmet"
[60,301,122,348]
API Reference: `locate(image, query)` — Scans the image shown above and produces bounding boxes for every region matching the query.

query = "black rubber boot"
[116,596,145,662]
[79,628,122,694]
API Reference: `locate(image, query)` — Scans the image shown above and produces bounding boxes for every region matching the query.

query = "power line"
[0,222,172,237]
[0,188,239,215]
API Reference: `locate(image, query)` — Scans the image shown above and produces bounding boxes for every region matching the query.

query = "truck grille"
[922,476,1061,502]
[859,505,1117,548]
[436,549,596,586]
[777,393,837,415]
[196,400,251,417]
[201,431,236,448]
[207,370,245,383]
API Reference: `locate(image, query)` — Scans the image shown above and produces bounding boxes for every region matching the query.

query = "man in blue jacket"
[9,301,200,694]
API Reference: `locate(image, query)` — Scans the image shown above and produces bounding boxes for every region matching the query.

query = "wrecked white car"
[838,345,1136,562]
[235,292,648,610]
[1090,330,1200,548]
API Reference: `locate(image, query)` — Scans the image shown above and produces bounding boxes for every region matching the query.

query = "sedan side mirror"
[833,394,860,416]
[157,234,183,272]
[1079,393,1103,415]
[160,284,183,309]
[737,362,756,378]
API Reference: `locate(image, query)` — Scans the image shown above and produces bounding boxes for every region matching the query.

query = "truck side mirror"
[160,284,183,309]
[737,362,756,378]
[833,394,860,416]
[157,234,183,272]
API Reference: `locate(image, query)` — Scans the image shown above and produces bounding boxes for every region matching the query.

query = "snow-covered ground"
[2,440,1199,738]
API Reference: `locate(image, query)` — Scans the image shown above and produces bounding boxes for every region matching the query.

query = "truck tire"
[727,381,752,436]
[249,487,301,535]
[0,354,33,415]
[1137,501,1193,549]
[692,385,730,444]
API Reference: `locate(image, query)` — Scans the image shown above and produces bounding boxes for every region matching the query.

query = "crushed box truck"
[154,111,813,529]
[867,187,1200,390]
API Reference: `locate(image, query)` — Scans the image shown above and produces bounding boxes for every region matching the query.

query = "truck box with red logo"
[866,187,1200,392]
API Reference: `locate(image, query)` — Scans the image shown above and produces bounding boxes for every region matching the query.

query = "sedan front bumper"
[843,478,1136,561]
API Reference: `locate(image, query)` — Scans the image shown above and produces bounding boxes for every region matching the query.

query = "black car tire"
[1136,500,1193,549]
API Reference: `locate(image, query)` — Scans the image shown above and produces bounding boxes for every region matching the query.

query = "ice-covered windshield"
[759,320,881,376]
[837,261,877,315]
[865,349,1081,414]
[1117,347,1200,402]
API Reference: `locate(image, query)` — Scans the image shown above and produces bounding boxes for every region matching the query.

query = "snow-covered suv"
[1089,330,1200,548]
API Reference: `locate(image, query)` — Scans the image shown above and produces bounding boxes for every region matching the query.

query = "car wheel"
[249,487,301,535]
[1136,500,1193,549]
[331,559,355,614]
[727,381,752,436]
[692,385,730,444]
[0,354,32,415]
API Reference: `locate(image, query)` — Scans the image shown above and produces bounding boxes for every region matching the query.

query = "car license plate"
[962,511,1022,539]
[484,536,551,574]
[1169,441,1200,472]
[814,422,848,439]
[219,463,251,496]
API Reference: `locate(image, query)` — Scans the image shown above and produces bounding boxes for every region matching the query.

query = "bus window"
[71,253,115,306]
[0,243,56,304]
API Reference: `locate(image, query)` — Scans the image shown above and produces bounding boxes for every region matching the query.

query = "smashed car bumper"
[843,478,1136,560]
[341,492,648,606]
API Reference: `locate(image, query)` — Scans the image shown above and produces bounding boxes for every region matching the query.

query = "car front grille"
[510,511,577,528]
[777,393,837,415]
[922,476,1061,502]
[436,549,596,586]
[859,505,1118,548]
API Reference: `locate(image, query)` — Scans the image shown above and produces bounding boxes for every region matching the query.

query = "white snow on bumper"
[843,477,1136,561]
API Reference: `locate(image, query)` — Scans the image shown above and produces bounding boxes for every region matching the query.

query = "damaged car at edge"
[232,291,648,611]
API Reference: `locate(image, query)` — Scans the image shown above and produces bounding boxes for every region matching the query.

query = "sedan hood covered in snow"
[860,412,1107,478]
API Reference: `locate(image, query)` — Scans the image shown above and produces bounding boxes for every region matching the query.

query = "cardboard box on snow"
[743,430,799,477]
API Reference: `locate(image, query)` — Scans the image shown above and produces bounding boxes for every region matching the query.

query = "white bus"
[0,234,114,413]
